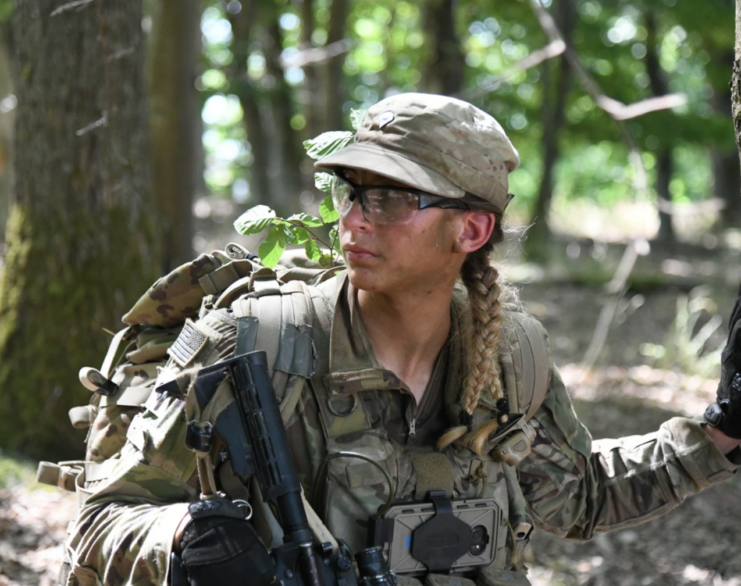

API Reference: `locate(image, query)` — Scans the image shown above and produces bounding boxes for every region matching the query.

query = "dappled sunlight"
[560,362,717,417]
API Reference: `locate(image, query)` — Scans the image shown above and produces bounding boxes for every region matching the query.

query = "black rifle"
[194,351,367,586]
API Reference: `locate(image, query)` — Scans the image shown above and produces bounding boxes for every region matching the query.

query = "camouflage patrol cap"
[315,92,520,213]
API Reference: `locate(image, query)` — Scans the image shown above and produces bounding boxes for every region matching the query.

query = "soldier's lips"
[343,246,377,262]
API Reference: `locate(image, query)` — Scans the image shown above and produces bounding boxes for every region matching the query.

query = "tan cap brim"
[315,142,466,198]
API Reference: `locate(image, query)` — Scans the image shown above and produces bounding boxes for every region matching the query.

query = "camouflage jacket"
[65,272,741,586]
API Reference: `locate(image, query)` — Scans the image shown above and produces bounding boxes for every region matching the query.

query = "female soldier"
[65,93,741,586]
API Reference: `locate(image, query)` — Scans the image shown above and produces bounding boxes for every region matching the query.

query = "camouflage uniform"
[65,272,741,585]
[63,93,741,584]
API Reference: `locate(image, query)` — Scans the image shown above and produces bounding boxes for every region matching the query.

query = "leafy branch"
[233,109,365,269]
[233,204,341,268]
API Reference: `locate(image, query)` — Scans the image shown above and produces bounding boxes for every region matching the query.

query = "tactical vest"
[302,277,551,574]
[37,244,550,584]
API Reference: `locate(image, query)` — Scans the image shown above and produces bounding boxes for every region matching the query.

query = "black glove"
[704,283,741,439]
[172,498,275,586]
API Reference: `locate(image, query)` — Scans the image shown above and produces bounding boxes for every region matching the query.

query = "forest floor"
[2,233,741,586]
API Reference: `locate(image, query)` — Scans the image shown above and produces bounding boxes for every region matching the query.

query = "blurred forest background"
[1,1,741,585]
[0,0,739,461]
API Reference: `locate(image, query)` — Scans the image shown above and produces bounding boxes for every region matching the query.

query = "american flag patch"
[168,320,208,367]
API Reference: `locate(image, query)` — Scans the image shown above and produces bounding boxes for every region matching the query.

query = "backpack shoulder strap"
[502,310,552,421]
[226,271,335,418]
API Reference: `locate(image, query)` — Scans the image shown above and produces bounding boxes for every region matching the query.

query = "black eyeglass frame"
[332,170,472,220]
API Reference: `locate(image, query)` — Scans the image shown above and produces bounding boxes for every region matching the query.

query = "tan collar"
[324,272,408,397]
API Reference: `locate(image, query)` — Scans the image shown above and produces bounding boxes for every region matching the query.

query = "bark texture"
[0,23,13,243]
[229,3,305,214]
[421,0,464,96]
[526,0,576,257]
[646,10,674,242]
[148,0,198,271]
[229,2,272,209]
[324,0,348,131]
[0,0,159,459]
[733,1,741,196]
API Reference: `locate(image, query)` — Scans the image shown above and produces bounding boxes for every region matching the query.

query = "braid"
[459,242,504,414]
[437,213,507,454]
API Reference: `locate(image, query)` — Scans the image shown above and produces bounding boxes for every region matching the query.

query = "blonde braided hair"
[437,214,506,454]
[459,240,504,413]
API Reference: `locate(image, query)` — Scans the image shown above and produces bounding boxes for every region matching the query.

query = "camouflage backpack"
[35,242,551,535]
[35,243,335,502]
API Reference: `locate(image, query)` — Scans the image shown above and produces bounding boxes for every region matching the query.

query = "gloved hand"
[172,498,275,586]
[704,284,741,439]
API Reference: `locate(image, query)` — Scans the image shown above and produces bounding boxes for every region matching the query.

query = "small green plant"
[640,286,724,378]
[233,110,366,269]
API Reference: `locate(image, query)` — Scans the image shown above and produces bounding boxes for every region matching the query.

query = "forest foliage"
[193,0,739,242]
[0,0,738,461]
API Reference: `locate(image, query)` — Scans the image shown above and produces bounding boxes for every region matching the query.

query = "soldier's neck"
[357,286,453,404]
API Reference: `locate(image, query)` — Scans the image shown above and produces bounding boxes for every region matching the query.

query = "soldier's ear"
[453,211,495,254]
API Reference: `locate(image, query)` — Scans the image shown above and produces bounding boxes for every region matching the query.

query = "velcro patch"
[168,319,209,367]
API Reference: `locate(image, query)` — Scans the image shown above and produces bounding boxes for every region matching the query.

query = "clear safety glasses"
[332,170,471,225]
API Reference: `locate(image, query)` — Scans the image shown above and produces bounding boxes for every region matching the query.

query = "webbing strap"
[279,375,305,425]
[235,316,259,355]
[254,293,283,373]
[507,312,550,421]
[85,459,120,483]
[75,471,93,509]
[68,405,96,429]
[36,461,84,492]
[198,259,254,295]
[100,328,132,379]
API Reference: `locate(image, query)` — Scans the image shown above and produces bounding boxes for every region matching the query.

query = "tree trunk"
[526,0,575,257]
[262,16,305,214]
[229,4,304,213]
[300,0,320,139]
[0,22,13,243]
[1,0,159,460]
[325,0,348,131]
[714,48,741,230]
[646,10,674,242]
[421,0,464,96]
[228,2,272,207]
[713,148,741,229]
[148,0,198,271]
[734,1,741,182]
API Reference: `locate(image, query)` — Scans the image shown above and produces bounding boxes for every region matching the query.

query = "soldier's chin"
[345,265,386,293]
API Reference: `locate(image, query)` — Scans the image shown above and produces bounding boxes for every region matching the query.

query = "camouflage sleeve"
[67,390,199,585]
[68,500,190,585]
[518,366,741,540]
[66,309,241,585]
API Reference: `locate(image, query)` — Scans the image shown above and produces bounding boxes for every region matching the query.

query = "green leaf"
[304,239,322,262]
[233,205,277,235]
[350,109,367,130]
[283,225,298,245]
[258,225,287,268]
[315,172,335,194]
[287,213,324,227]
[319,196,340,223]
[303,131,353,160]
[319,253,334,268]
[292,227,310,244]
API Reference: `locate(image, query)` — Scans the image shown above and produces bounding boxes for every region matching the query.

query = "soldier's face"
[338,169,467,296]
